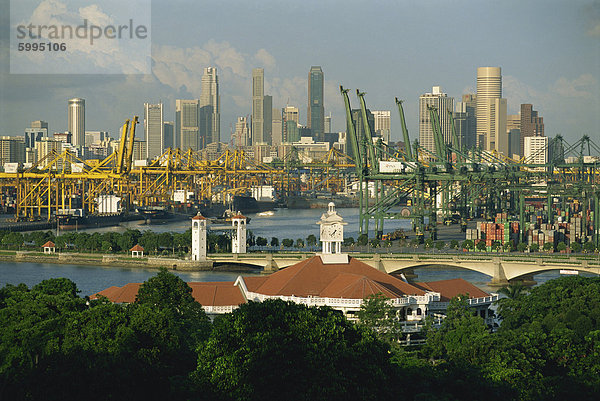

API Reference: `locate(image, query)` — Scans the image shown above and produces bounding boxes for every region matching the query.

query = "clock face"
[321,224,342,240]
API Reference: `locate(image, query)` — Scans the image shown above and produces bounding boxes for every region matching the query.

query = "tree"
[424,238,434,250]
[306,234,317,247]
[343,237,355,247]
[462,239,474,251]
[530,243,539,252]
[357,293,402,343]
[557,241,567,253]
[476,240,487,252]
[517,242,528,252]
[450,239,459,250]
[295,238,305,248]
[369,238,380,248]
[282,238,294,248]
[497,282,527,300]
[194,300,393,401]
[435,241,445,252]
[357,233,369,246]
[583,241,596,253]
[270,237,279,247]
[255,237,267,246]
[570,241,581,253]
[543,242,554,252]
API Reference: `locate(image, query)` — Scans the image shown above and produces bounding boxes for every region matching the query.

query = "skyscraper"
[282,106,299,143]
[176,99,200,151]
[372,110,391,144]
[25,120,48,148]
[324,114,332,134]
[234,117,250,147]
[271,109,282,146]
[520,104,544,156]
[461,94,477,149]
[200,67,220,147]
[308,66,324,141]
[144,102,164,159]
[163,122,174,150]
[476,67,507,154]
[252,68,264,144]
[263,95,272,145]
[418,86,454,156]
[68,98,85,147]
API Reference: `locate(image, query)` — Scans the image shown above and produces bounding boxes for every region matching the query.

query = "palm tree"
[497,282,527,300]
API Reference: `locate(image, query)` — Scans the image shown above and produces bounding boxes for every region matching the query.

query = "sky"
[0,0,599,146]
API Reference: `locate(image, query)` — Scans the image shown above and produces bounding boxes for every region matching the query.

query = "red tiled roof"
[231,214,247,219]
[42,241,55,248]
[130,244,144,252]
[247,255,426,299]
[412,278,490,302]
[91,281,246,307]
[91,283,141,303]
[192,215,207,220]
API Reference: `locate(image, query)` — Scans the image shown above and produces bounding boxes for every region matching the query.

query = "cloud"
[254,49,276,72]
[552,74,597,99]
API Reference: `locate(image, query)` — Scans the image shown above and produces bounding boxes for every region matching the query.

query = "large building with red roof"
[92,204,498,331]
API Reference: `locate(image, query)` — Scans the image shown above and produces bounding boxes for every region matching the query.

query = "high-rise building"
[68,98,85,147]
[508,129,521,159]
[476,67,503,150]
[263,95,272,145]
[520,104,544,156]
[461,94,477,149]
[486,98,508,155]
[324,114,332,134]
[163,122,174,150]
[349,109,375,158]
[234,117,250,147]
[176,99,200,151]
[85,131,109,147]
[144,102,164,159]
[0,136,25,167]
[252,68,265,144]
[372,110,391,144]
[524,135,548,166]
[200,67,220,147]
[25,120,48,148]
[271,108,283,146]
[454,103,468,149]
[418,86,454,156]
[36,137,62,169]
[308,66,324,141]
[282,106,299,143]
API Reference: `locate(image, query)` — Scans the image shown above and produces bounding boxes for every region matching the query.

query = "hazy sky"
[1,0,599,146]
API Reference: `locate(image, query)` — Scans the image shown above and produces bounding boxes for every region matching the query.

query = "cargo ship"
[232,195,276,214]
[56,209,124,230]
[286,193,357,209]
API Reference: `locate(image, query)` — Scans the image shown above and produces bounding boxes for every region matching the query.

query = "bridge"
[208,252,600,287]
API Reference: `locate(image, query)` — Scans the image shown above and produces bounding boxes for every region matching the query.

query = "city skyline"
[0,1,598,145]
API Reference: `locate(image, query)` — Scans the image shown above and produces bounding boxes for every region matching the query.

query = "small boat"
[257,211,275,217]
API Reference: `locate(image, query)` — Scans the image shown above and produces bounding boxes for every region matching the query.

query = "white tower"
[317,202,347,254]
[231,214,247,253]
[191,214,208,260]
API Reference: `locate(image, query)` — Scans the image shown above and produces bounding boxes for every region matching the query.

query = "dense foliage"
[1,272,599,400]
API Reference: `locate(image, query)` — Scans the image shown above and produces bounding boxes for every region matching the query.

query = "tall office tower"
[163,122,174,150]
[461,94,477,148]
[349,108,375,158]
[308,66,324,141]
[252,68,265,144]
[176,99,200,151]
[520,104,544,156]
[263,95,272,145]
[200,67,220,147]
[0,136,26,167]
[418,86,454,156]
[454,103,468,149]
[372,110,391,143]
[85,131,109,147]
[144,102,164,159]
[25,120,48,148]
[234,117,250,147]
[548,134,565,163]
[68,98,85,147]
[486,98,508,155]
[271,108,283,146]
[524,135,548,164]
[282,106,299,143]
[508,129,521,159]
[476,67,502,150]
[324,114,332,133]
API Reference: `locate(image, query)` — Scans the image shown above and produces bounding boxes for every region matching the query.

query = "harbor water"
[0,208,595,296]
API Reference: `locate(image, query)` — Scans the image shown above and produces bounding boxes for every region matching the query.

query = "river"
[0,208,595,295]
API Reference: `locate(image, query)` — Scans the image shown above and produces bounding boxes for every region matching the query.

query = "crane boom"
[124,116,139,173]
[116,119,130,174]
[395,98,413,161]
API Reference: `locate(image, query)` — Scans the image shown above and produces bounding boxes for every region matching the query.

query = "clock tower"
[317,202,347,255]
